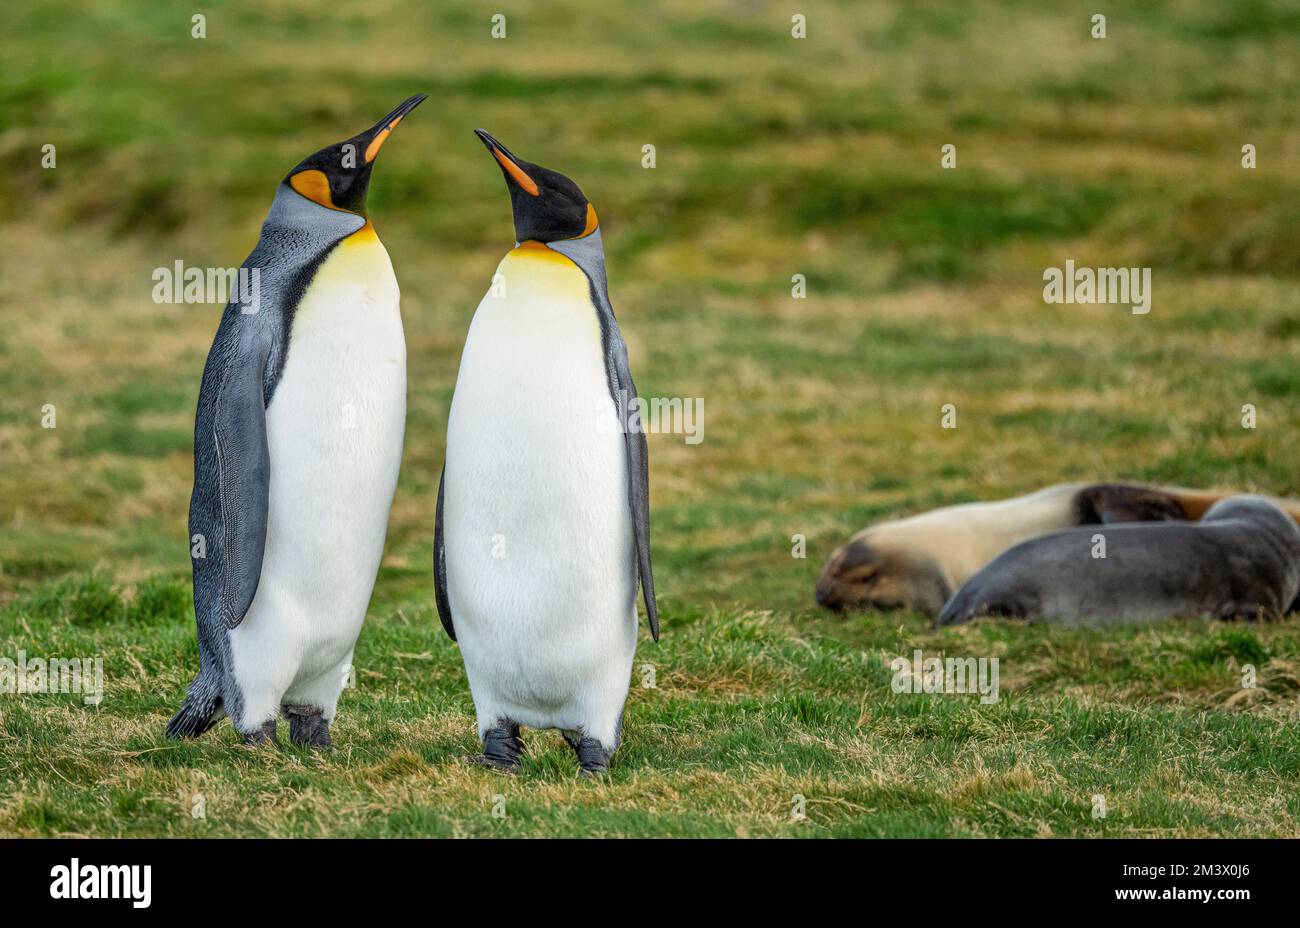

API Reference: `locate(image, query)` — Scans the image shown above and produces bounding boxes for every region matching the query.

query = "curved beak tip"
[362,93,426,163]
[393,93,427,117]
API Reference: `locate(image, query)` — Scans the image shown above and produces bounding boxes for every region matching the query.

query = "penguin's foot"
[471,722,524,773]
[284,705,333,750]
[241,719,280,748]
[572,735,613,777]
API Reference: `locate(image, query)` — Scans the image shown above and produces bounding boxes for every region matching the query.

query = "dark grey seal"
[935,495,1300,628]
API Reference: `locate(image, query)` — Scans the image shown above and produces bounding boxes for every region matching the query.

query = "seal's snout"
[815,583,842,610]
[815,539,880,613]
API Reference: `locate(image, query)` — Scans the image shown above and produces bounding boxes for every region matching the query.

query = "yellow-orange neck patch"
[346,220,380,244]
[511,240,576,267]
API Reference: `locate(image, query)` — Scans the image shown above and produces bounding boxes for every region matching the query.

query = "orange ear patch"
[564,203,599,239]
[289,169,335,208]
[493,148,540,196]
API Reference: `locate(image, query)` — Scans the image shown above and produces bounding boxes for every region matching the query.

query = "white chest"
[258,229,406,620]
[443,244,635,626]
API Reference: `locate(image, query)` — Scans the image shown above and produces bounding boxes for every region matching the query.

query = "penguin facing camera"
[435,130,659,775]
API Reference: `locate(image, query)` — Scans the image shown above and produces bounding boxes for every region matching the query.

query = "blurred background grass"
[4,0,1300,611]
[3,0,1300,836]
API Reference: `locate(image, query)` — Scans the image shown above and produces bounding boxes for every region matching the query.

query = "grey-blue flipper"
[551,230,660,640]
[176,303,273,736]
[434,463,455,640]
[211,330,272,628]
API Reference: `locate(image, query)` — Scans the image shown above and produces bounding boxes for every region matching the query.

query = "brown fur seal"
[934,496,1300,627]
[815,483,1300,616]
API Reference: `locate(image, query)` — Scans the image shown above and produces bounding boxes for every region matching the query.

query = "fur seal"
[935,495,1300,627]
[815,483,1300,616]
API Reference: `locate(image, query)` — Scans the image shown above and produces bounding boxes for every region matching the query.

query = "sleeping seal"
[934,495,1300,628]
[815,483,1221,616]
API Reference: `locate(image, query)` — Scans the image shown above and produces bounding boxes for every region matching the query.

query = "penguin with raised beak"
[435,130,659,774]
[168,95,426,747]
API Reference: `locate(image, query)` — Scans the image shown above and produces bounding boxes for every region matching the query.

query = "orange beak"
[363,94,427,163]
[474,129,540,196]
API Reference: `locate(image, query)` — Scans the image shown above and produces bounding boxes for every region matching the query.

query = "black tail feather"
[166,674,223,739]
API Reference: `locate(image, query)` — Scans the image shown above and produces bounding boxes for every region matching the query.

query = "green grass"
[2,0,1300,837]
[4,577,1300,836]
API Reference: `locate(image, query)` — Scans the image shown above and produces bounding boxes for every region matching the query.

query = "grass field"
[3,0,1300,837]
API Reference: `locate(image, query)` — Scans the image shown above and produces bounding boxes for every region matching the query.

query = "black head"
[283,94,426,214]
[474,129,598,243]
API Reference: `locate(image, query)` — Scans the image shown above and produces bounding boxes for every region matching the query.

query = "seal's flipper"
[1075,484,1190,525]
[936,583,1033,628]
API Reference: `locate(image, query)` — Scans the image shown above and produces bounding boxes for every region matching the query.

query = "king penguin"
[167,95,426,747]
[434,130,659,774]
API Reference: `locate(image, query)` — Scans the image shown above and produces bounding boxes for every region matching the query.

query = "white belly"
[443,244,637,735]
[231,230,405,714]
